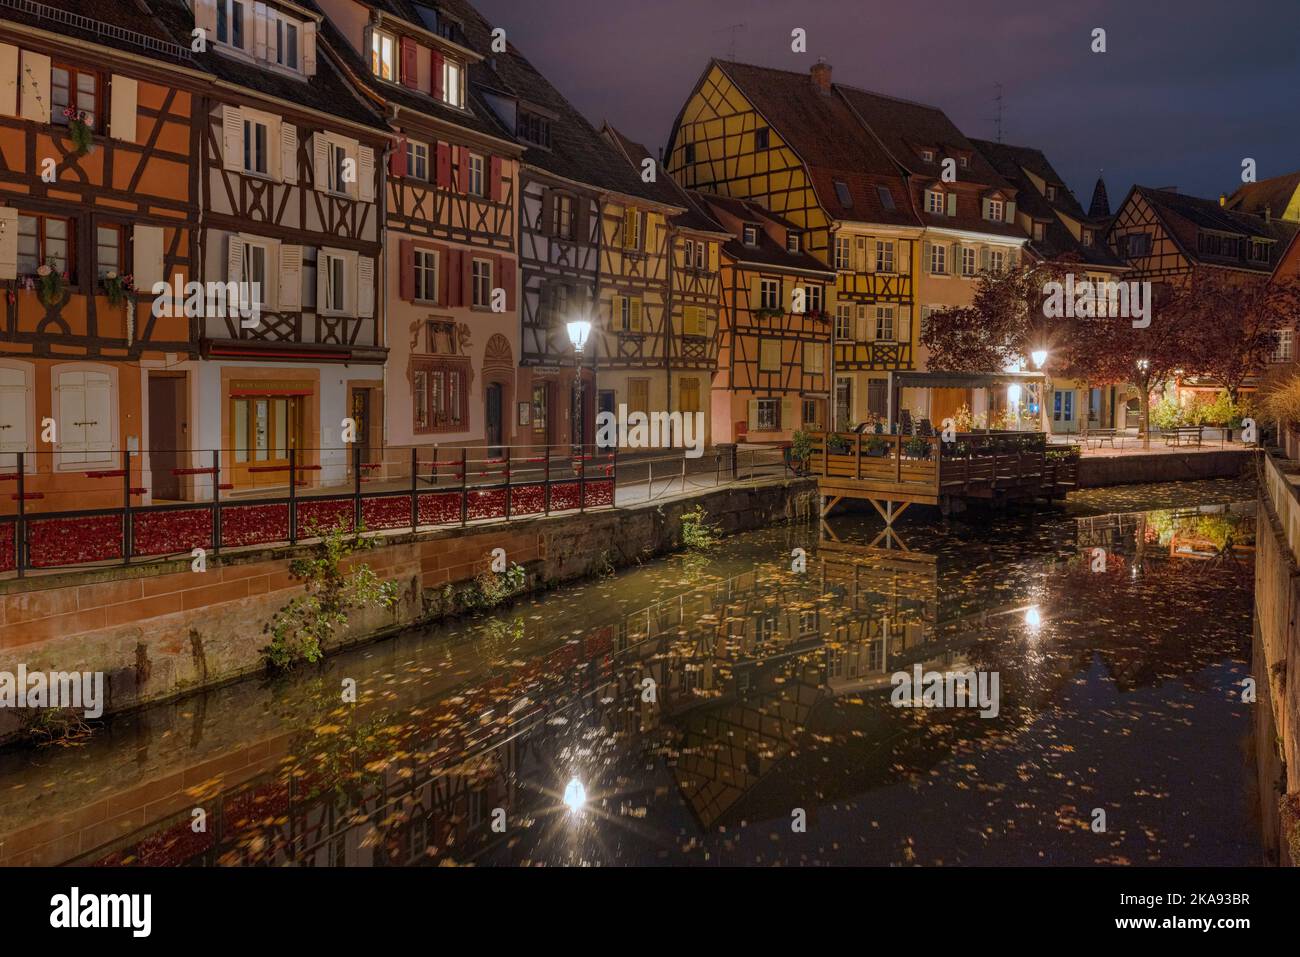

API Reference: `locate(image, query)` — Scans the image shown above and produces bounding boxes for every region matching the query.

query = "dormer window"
[517,111,551,148]
[214,2,308,73]
[743,224,759,246]
[958,156,969,168]
[920,149,934,162]
[271,13,300,70]
[925,189,945,214]
[441,56,463,108]
[217,0,247,50]
[1250,238,1271,263]
[833,180,853,208]
[986,198,1005,222]
[787,233,800,253]
[371,29,397,81]
[877,185,896,210]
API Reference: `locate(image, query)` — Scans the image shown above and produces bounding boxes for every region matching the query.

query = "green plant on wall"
[263,523,400,669]
[790,430,814,469]
[680,505,720,550]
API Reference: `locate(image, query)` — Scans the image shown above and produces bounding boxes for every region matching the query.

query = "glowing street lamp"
[566,320,592,354]
[563,776,587,813]
[1025,605,1042,631]
[567,320,593,451]
[1031,349,1048,369]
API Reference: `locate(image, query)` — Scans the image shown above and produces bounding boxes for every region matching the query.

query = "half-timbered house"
[0,2,199,513]
[664,60,922,431]
[314,0,523,455]
[605,127,729,444]
[974,139,1130,434]
[1109,184,1300,404]
[693,192,835,444]
[837,83,1029,427]
[151,0,389,494]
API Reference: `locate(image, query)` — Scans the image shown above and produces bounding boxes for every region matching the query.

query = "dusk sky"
[474,0,1300,208]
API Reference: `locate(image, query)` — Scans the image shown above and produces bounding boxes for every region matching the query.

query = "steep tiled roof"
[604,127,714,229]
[833,85,1020,238]
[692,192,833,274]
[428,0,679,202]
[297,0,511,140]
[708,60,919,227]
[0,0,193,65]
[147,0,387,129]
[1135,186,1299,273]
[972,139,1124,268]
[1226,171,1300,221]
[837,85,1010,190]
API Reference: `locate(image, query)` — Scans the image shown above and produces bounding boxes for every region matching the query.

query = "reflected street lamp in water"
[563,775,587,813]
[567,320,592,451]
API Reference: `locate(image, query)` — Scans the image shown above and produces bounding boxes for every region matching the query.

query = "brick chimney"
[811,59,832,94]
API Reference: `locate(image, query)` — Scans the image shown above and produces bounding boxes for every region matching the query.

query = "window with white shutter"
[56,369,113,466]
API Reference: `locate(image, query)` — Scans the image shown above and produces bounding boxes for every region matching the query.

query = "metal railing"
[0,443,617,578]
[0,0,194,61]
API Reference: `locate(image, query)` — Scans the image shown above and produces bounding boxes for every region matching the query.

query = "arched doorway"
[481,334,514,455]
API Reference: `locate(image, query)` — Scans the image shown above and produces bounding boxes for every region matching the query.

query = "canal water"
[0,478,1262,866]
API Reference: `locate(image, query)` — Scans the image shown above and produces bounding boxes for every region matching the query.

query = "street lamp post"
[1136,358,1151,448]
[1031,349,1048,435]
[567,320,592,452]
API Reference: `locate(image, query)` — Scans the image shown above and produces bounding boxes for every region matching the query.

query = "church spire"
[1088,175,1111,219]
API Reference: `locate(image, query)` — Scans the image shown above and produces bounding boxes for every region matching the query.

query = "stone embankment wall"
[1255,448,1300,865]
[0,478,814,736]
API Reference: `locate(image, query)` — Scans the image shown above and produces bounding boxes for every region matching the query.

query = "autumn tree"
[1170,269,1300,401]
[920,260,1071,372]
[1065,282,1199,446]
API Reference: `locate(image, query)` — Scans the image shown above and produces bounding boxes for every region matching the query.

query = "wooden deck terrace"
[807,431,1079,522]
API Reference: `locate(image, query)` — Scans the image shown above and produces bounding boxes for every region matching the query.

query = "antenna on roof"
[985,84,1004,143]
[714,23,746,60]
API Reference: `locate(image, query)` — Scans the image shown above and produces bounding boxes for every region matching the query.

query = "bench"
[1083,428,1117,449]
[1164,425,1202,447]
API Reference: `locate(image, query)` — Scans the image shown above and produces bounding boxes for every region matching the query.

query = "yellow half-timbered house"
[665,59,923,430]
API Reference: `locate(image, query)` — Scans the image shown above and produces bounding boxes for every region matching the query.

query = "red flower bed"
[0,522,14,572]
[417,490,461,525]
[361,494,412,530]
[220,503,289,548]
[132,507,213,556]
[549,480,581,512]
[584,479,614,508]
[296,497,354,536]
[509,483,546,516]
[29,514,122,567]
[466,487,506,521]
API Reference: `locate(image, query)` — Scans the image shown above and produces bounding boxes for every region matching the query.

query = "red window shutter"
[400,38,419,89]
[489,155,502,202]
[446,248,462,306]
[389,136,407,177]
[435,142,452,189]
[431,49,444,99]
[399,239,414,301]
[461,249,473,305]
[436,244,450,305]
[499,256,515,310]
[455,146,469,192]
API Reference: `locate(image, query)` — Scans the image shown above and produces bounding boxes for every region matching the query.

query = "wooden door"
[148,373,187,500]
[350,387,371,473]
